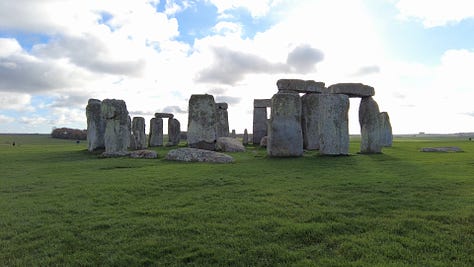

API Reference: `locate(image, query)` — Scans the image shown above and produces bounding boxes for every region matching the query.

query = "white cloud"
[0,93,33,111]
[396,0,474,27]
[0,114,14,124]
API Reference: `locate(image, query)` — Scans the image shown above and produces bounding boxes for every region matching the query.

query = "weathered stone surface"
[216,137,246,152]
[301,93,321,150]
[421,147,463,152]
[166,148,234,163]
[327,83,375,97]
[379,112,393,147]
[155,113,174,119]
[216,102,229,138]
[86,99,105,152]
[254,99,271,108]
[130,117,147,150]
[100,151,131,158]
[187,94,217,150]
[243,129,249,145]
[230,129,236,138]
[253,107,267,145]
[167,118,181,146]
[148,118,163,147]
[130,150,158,159]
[260,136,268,147]
[359,97,383,154]
[101,99,130,154]
[319,94,350,155]
[277,79,325,93]
[267,93,303,157]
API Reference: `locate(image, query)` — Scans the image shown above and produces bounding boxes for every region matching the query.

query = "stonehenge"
[130,117,147,150]
[253,99,270,145]
[167,118,181,146]
[318,94,350,155]
[101,99,130,155]
[301,93,321,150]
[359,96,382,153]
[187,94,218,150]
[379,112,393,147]
[216,103,229,138]
[148,118,163,147]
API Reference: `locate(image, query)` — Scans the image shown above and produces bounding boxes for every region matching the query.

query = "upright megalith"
[167,118,181,146]
[130,117,146,150]
[253,99,271,145]
[379,112,393,147]
[318,94,350,155]
[243,129,249,145]
[359,97,382,153]
[86,99,105,151]
[148,118,163,147]
[267,93,303,157]
[301,93,321,150]
[216,103,229,138]
[101,99,130,154]
[187,94,218,150]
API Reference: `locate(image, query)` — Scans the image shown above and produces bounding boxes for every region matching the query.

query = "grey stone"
[277,79,325,93]
[155,113,174,119]
[216,102,229,138]
[327,83,375,97]
[379,112,393,147]
[216,137,246,152]
[230,129,236,138]
[86,99,105,152]
[100,151,130,158]
[130,117,147,150]
[167,118,181,146]
[148,118,163,147]
[267,92,303,157]
[254,99,271,108]
[130,149,158,159]
[165,148,234,163]
[260,136,268,147]
[187,94,217,150]
[243,129,249,145]
[253,107,267,145]
[359,97,383,154]
[421,147,463,152]
[319,94,350,155]
[301,93,321,150]
[101,99,130,154]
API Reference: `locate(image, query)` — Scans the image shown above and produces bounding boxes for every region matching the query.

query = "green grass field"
[1,134,473,266]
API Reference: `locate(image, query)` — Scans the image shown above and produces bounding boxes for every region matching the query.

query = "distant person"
[469,137,472,141]
[12,141,15,146]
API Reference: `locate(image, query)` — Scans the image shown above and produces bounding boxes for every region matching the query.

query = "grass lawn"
[1,134,473,266]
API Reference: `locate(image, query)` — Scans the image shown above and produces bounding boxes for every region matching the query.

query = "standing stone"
[187,94,217,150]
[267,93,303,157]
[230,129,236,138]
[253,99,271,145]
[167,118,181,146]
[101,99,130,154]
[149,118,163,147]
[380,112,393,147]
[359,97,383,153]
[301,93,321,150]
[86,99,105,152]
[216,103,229,138]
[319,94,350,155]
[243,129,249,145]
[130,117,146,150]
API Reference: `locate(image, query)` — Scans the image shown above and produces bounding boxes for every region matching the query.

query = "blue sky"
[0,0,473,134]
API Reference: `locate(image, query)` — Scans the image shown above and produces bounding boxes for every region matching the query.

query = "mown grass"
[1,134,473,266]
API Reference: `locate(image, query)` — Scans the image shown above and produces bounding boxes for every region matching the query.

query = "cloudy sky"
[1,0,473,134]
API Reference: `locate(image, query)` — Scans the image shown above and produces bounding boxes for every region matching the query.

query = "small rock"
[166,148,234,163]
[130,150,158,159]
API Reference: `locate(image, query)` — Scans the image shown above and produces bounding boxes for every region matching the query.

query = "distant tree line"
[51,127,87,140]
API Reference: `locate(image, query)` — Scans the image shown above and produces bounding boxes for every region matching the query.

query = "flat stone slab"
[326,83,375,97]
[254,99,271,108]
[420,147,463,152]
[130,150,158,159]
[155,113,174,118]
[277,79,325,93]
[165,148,234,163]
[100,151,131,158]
[216,137,246,152]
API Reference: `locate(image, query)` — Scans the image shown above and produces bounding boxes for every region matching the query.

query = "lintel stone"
[155,112,174,118]
[277,79,325,93]
[254,99,271,108]
[326,83,375,97]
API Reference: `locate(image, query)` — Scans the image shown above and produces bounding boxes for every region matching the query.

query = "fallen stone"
[165,148,234,163]
[327,83,375,97]
[130,150,158,159]
[100,151,131,158]
[277,79,325,93]
[216,137,246,152]
[421,147,463,152]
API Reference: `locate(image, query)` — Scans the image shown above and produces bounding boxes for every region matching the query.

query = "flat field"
[1,134,473,266]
